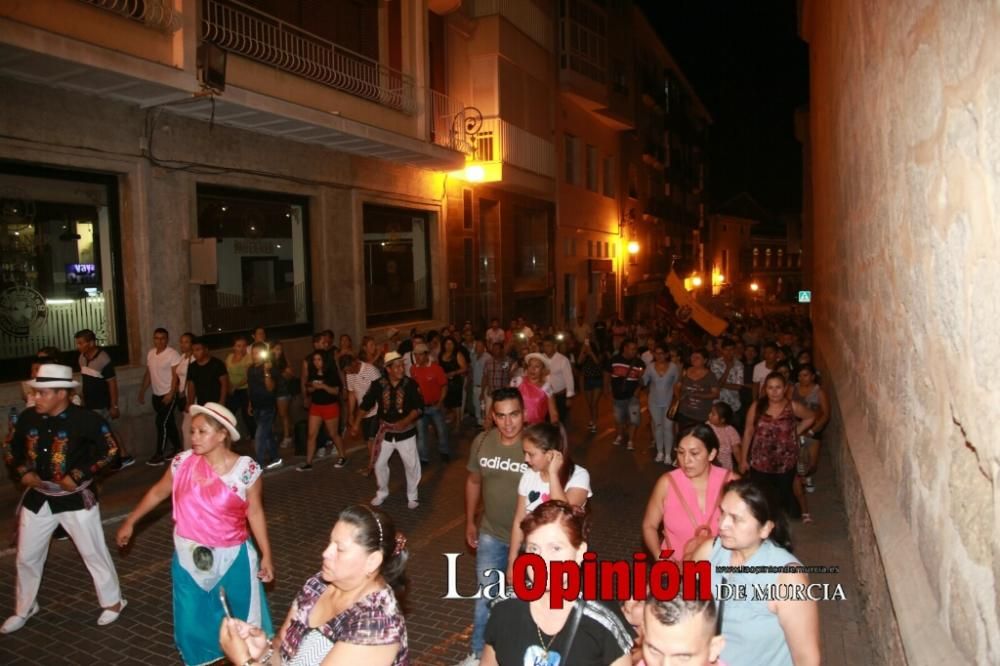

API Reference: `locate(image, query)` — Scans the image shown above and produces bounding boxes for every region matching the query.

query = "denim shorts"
[613,396,641,426]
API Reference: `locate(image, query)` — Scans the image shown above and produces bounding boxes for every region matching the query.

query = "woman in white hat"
[510,353,558,425]
[116,402,275,666]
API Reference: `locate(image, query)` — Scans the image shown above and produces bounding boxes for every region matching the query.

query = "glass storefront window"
[196,186,311,338]
[0,163,126,381]
[363,204,432,326]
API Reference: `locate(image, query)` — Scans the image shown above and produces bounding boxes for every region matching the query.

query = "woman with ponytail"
[220,504,410,665]
[505,423,592,579]
[692,479,820,666]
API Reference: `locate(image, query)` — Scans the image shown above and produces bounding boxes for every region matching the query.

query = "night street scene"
[0,1,996,665]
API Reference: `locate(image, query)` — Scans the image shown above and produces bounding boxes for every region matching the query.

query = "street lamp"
[691,275,703,288]
[627,240,640,255]
[750,281,759,292]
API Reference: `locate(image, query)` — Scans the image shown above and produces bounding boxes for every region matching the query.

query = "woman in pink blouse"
[641,425,735,562]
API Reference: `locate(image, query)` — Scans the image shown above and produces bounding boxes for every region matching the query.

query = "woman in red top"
[511,353,558,425]
[738,372,814,519]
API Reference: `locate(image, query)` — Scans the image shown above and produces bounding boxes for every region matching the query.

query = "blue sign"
[798,290,812,303]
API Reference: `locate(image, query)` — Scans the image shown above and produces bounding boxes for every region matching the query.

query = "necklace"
[535,622,558,659]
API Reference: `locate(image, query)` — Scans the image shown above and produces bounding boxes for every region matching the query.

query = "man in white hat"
[351,351,424,509]
[1,364,127,633]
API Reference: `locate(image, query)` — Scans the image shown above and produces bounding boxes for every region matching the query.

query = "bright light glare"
[464,165,485,182]
[627,241,640,254]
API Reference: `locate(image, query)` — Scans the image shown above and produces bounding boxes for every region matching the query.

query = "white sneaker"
[613,436,624,447]
[654,452,664,463]
[1,602,38,634]
[266,459,284,471]
[97,599,127,626]
[407,500,419,510]
[371,494,387,507]
[454,655,480,666]
[626,440,635,451]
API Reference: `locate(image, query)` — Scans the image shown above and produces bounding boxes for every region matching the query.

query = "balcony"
[202,0,415,114]
[467,0,554,52]
[76,0,181,32]
[429,90,473,153]
[473,117,556,180]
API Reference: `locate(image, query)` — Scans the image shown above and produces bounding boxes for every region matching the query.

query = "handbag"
[666,397,680,420]
[666,471,730,560]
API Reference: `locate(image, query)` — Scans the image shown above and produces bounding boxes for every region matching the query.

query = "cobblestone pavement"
[0,400,873,665]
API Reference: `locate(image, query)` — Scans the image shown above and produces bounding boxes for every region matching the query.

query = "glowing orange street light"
[627,240,640,255]
[750,282,760,292]
[691,275,703,288]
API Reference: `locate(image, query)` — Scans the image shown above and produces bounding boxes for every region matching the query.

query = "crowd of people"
[1,308,831,665]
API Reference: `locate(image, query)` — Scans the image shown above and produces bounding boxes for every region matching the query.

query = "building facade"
[0,0,464,397]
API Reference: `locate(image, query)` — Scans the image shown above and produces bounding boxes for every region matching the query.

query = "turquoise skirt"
[172,542,274,666]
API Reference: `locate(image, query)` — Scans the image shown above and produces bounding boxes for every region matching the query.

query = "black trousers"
[153,393,181,456]
[554,391,569,424]
[750,467,800,519]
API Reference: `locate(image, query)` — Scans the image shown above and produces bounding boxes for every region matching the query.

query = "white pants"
[16,502,122,616]
[374,435,421,502]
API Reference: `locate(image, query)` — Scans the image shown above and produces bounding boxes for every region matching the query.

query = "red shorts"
[309,402,340,420]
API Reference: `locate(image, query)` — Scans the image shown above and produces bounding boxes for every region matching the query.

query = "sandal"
[801,513,813,524]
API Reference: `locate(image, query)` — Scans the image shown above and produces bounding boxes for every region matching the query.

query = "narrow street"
[0,401,872,665]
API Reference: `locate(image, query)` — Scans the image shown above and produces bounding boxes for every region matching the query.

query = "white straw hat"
[27,364,79,389]
[189,402,241,441]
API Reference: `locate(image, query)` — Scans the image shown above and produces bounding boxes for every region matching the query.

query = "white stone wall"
[804,1,1000,663]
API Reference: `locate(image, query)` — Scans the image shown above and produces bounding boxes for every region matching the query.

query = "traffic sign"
[798,290,812,303]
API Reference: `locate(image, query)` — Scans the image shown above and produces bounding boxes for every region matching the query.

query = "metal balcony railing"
[202,0,415,114]
[474,117,556,179]
[429,91,473,153]
[468,0,554,52]
[77,0,181,32]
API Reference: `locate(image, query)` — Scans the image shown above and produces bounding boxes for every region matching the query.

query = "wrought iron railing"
[76,0,181,32]
[429,91,474,153]
[202,0,415,114]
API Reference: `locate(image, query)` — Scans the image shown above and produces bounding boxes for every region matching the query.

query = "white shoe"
[454,655,480,666]
[371,494,387,507]
[1,602,38,634]
[408,500,419,510]
[97,599,127,626]
[654,452,664,463]
[626,440,635,451]
[613,436,624,447]
[266,459,283,471]
[315,446,328,458]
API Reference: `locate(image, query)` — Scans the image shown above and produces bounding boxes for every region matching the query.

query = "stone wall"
[803,1,1000,663]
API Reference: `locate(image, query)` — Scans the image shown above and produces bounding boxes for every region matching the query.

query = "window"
[611,242,615,258]
[722,249,729,275]
[0,163,127,380]
[602,156,615,197]
[197,186,310,339]
[765,248,772,268]
[586,144,598,192]
[753,247,759,268]
[628,165,639,199]
[604,241,609,258]
[565,134,579,185]
[514,207,548,280]
[463,238,474,288]
[571,238,577,257]
[362,204,432,326]
[587,240,594,257]
[463,189,473,229]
